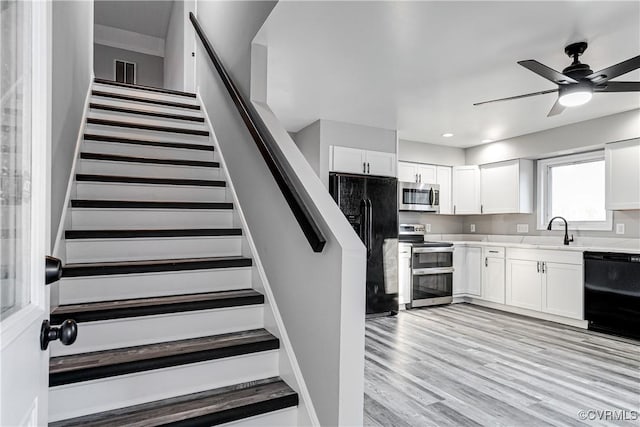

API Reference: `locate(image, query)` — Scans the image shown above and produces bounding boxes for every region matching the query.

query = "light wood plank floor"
[364,303,640,427]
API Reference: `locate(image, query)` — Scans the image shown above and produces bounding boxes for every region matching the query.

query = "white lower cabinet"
[481,247,505,304]
[453,245,482,296]
[542,262,583,319]
[506,259,542,311]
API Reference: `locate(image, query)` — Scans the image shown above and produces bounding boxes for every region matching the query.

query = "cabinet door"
[436,166,452,215]
[506,259,541,311]
[366,150,396,177]
[606,139,640,210]
[542,262,583,320]
[398,247,412,305]
[453,166,481,214]
[397,161,417,182]
[482,257,505,304]
[331,146,366,174]
[465,246,482,296]
[452,246,467,295]
[480,161,519,214]
[417,164,437,184]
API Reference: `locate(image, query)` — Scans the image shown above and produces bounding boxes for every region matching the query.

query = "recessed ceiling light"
[442,133,454,138]
[482,139,494,143]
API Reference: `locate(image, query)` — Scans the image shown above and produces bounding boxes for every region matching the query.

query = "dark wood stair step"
[80,152,219,168]
[70,199,233,210]
[49,329,278,387]
[84,133,214,152]
[94,78,197,98]
[48,377,298,426]
[65,228,242,239]
[50,289,263,323]
[92,90,200,110]
[90,103,204,122]
[87,118,209,136]
[62,256,252,277]
[76,174,226,187]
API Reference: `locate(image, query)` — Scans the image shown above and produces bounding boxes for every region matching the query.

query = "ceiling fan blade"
[518,60,578,84]
[473,89,558,106]
[594,81,640,92]
[587,55,640,83]
[547,98,565,117]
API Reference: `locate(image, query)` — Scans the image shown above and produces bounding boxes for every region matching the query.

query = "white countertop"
[421,234,640,254]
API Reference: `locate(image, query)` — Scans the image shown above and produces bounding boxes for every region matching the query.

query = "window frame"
[536,150,612,231]
[113,59,137,84]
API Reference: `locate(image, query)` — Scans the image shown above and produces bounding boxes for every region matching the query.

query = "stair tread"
[87,118,209,136]
[76,174,226,187]
[49,329,278,386]
[48,377,297,427]
[62,256,252,277]
[84,133,215,152]
[51,289,263,323]
[65,228,242,239]
[80,152,219,167]
[90,103,204,122]
[92,90,200,110]
[93,78,197,98]
[70,199,233,209]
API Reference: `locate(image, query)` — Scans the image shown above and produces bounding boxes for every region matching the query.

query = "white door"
[331,146,366,174]
[436,166,452,214]
[452,166,481,214]
[397,162,417,183]
[1,1,51,425]
[365,150,396,177]
[506,259,542,311]
[542,262,584,320]
[482,257,505,304]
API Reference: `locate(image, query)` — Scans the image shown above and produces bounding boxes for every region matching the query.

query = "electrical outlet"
[470,224,476,233]
[616,223,625,235]
[517,224,529,233]
[425,224,432,233]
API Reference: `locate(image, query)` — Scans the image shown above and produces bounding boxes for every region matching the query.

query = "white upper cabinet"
[605,139,640,210]
[417,164,437,184]
[436,166,452,215]
[452,165,481,214]
[398,162,418,182]
[480,159,533,214]
[397,161,436,183]
[331,146,396,177]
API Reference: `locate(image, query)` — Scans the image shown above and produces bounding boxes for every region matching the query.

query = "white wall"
[51,0,93,248]
[193,2,366,425]
[399,138,465,166]
[94,44,164,87]
[293,120,321,176]
[164,0,184,90]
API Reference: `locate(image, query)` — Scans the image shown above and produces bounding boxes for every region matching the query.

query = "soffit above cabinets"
[258,1,640,148]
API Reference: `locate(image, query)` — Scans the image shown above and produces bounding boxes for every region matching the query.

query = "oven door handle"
[413,267,455,275]
[412,247,454,253]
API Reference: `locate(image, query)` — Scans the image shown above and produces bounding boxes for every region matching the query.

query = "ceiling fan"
[474,42,640,116]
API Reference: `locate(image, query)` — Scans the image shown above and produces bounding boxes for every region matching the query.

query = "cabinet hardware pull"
[453,205,456,214]
[419,173,422,182]
[367,162,370,174]
[363,162,366,173]
[485,257,488,267]
[542,262,546,273]
[537,261,540,273]
[481,204,483,214]
[415,173,418,182]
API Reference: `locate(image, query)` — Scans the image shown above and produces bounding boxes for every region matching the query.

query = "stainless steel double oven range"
[399,224,454,308]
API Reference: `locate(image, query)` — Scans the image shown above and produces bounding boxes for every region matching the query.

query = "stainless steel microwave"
[398,182,440,212]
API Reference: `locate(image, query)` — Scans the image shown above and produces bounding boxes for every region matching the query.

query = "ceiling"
[257,1,640,148]
[94,0,174,38]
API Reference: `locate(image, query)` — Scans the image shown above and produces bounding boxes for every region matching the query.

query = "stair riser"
[89,96,204,119]
[78,159,220,180]
[50,305,264,357]
[220,407,298,427]
[66,236,243,263]
[58,268,252,304]
[71,208,233,229]
[83,140,214,162]
[92,83,199,106]
[48,350,279,422]
[88,110,209,132]
[86,123,209,144]
[75,182,227,202]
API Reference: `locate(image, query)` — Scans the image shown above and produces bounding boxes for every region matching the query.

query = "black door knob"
[40,319,78,350]
[45,256,63,285]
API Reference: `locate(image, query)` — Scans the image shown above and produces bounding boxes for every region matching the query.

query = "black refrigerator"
[329,172,398,315]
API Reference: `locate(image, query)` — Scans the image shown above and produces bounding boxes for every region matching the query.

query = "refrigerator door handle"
[359,199,368,248]
[367,199,373,257]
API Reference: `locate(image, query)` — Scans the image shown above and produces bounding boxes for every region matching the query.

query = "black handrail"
[189,12,326,252]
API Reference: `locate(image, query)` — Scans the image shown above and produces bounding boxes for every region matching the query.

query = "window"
[114,60,136,84]
[537,151,612,231]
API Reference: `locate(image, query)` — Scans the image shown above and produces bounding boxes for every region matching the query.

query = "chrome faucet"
[547,216,574,245]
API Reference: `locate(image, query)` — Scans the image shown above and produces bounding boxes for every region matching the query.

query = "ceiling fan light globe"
[558,88,593,107]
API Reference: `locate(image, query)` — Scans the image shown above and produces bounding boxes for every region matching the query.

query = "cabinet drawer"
[506,248,582,265]
[483,247,505,258]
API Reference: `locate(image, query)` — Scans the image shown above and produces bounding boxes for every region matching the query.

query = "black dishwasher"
[584,252,640,340]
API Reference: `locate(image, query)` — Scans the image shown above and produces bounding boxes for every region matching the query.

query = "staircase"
[48,79,299,426]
